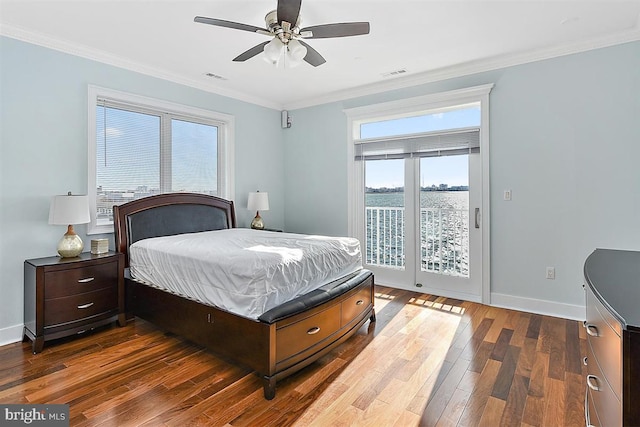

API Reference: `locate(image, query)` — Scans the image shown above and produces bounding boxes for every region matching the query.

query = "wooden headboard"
[113,193,236,267]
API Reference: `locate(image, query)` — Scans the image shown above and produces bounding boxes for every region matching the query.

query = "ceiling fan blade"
[298,41,326,67]
[277,0,302,26]
[194,16,268,34]
[300,22,370,39]
[233,41,271,62]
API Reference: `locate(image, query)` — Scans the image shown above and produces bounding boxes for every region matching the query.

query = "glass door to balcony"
[415,154,482,300]
[364,159,415,287]
[357,104,484,302]
[364,153,482,300]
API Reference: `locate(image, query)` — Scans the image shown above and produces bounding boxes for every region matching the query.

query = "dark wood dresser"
[583,249,640,427]
[24,252,125,353]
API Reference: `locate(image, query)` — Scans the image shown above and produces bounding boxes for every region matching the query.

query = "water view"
[365,190,469,277]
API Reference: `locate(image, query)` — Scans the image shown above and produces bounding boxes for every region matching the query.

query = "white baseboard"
[374,280,585,321]
[0,324,24,347]
[490,292,585,321]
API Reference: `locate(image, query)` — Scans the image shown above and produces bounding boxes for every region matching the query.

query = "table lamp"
[247,191,269,230]
[49,192,91,258]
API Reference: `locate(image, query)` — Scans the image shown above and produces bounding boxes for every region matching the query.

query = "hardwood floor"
[0,285,586,426]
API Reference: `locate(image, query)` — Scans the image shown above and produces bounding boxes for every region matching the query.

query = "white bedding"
[129,228,362,319]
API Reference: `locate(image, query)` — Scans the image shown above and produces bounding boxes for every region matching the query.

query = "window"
[87,86,234,234]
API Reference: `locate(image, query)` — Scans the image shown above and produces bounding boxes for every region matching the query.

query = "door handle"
[475,208,480,229]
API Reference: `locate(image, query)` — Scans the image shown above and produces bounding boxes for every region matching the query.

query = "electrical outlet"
[546,267,555,280]
[504,190,512,201]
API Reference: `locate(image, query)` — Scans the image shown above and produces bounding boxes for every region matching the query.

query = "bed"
[113,193,375,399]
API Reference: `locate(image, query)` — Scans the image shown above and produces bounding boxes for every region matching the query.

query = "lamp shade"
[264,38,284,63]
[49,193,90,225]
[287,40,307,67]
[247,192,269,211]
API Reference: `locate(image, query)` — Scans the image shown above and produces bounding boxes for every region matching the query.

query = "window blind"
[354,127,480,161]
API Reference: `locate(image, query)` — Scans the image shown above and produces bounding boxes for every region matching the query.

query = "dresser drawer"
[276,303,341,362]
[45,262,118,299]
[44,287,118,326]
[341,285,372,327]
[585,287,622,399]
[586,340,622,427]
[586,387,601,427]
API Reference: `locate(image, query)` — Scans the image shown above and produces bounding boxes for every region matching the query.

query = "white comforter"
[129,228,362,319]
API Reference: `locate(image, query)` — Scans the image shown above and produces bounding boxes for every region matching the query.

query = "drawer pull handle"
[586,375,600,392]
[307,327,321,335]
[585,324,599,337]
[583,356,588,366]
[76,330,86,335]
[78,277,95,283]
[356,300,364,306]
[77,302,94,309]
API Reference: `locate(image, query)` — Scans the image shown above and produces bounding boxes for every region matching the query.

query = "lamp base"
[250,212,264,230]
[57,225,84,258]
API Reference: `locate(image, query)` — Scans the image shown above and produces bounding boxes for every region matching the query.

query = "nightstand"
[23,251,125,353]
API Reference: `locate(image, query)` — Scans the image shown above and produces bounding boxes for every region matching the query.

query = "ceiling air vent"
[382,69,408,78]
[204,72,227,80]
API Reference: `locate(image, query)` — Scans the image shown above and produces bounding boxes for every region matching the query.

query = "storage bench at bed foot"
[274,276,375,367]
[265,275,376,399]
[264,302,374,400]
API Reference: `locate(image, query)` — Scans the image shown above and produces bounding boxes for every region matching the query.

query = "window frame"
[87,85,235,235]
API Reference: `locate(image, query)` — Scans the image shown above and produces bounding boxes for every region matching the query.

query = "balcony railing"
[365,207,469,277]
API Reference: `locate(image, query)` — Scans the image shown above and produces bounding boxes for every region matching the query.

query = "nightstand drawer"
[44,287,118,326]
[45,262,118,299]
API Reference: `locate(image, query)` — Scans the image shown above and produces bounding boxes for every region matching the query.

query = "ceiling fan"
[194,0,370,67]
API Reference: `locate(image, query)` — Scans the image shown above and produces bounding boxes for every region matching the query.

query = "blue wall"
[0,36,284,342]
[2,34,639,342]
[283,41,640,316]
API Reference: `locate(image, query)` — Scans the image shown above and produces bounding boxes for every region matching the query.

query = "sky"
[360,104,480,188]
[366,156,469,188]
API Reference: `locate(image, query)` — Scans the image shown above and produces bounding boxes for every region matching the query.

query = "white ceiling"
[1,1,640,110]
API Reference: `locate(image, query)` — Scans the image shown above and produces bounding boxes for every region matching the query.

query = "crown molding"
[2,22,638,112]
[283,27,640,110]
[0,23,283,111]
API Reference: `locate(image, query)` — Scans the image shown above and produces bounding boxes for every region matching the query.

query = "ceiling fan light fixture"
[288,40,307,60]
[264,37,284,63]
[195,0,370,67]
[286,39,307,67]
